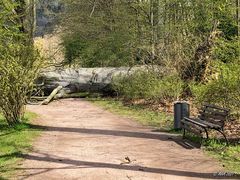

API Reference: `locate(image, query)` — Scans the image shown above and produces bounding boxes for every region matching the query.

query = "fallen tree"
[32,66,166,104]
[39,67,127,94]
[37,66,157,98]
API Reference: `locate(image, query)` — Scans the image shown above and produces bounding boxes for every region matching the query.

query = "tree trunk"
[15,0,36,41]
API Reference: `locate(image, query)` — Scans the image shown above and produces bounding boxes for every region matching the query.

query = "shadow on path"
[0,153,235,179]
[29,124,199,149]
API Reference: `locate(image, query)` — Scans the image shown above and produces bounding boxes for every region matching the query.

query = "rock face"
[39,67,142,95]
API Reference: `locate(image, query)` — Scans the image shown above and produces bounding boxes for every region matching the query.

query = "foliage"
[112,70,184,102]
[0,112,40,179]
[0,45,43,125]
[213,37,240,64]
[61,0,238,69]
[190,63,240,114]
[62,0,136,67]
[0,1,43,126]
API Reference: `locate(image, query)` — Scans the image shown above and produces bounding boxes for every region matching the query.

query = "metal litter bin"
[174,101,190,129]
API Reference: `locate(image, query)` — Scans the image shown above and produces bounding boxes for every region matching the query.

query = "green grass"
[0,112,41,179]
[88,98,174,131]
[204,140,240,173]
[89,97,240,174]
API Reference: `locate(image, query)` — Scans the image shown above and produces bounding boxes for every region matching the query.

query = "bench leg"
[183,128,186,139]
[217,129,229,145]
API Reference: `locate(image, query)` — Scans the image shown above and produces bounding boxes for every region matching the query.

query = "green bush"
[213,37,240,64]
[190,63,240,114]
[0,3,43,126]
[155,75,184,102]
[0,45,43,126]
[112,70,184,102]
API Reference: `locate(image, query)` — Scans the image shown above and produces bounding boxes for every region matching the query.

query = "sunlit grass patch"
[0,112,41,179]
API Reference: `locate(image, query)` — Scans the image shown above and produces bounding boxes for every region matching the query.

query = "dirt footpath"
[18,99,225,180]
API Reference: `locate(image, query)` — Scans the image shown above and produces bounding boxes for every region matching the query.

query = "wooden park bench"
[181,104,230,144]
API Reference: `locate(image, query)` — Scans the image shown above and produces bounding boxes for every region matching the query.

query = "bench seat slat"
[183,117,208,128]
[183,117,221,129]
[197,119,221,129]
[181,120,205,131]
[203,104,229,112]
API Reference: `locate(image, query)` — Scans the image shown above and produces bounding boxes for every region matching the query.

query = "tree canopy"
[62,0,239,71]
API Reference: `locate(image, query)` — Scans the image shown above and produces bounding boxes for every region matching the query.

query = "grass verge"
[0,112,41,179]
[89,97,240,174]
[204,140,240,173]
[88,97,174,131]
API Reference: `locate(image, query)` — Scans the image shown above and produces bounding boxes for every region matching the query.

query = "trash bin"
[174,101,190,129]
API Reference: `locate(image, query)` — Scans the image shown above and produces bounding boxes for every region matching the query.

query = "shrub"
[213,37,239,64]
[190,63,240,114]
[112,70,184,103]
[0,45,43,126]
[0,2,44,126]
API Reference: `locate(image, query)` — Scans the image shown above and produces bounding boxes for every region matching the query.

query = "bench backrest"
[199,104,229,128]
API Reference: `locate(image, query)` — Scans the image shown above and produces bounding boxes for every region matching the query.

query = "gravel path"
[18,99,224,180]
